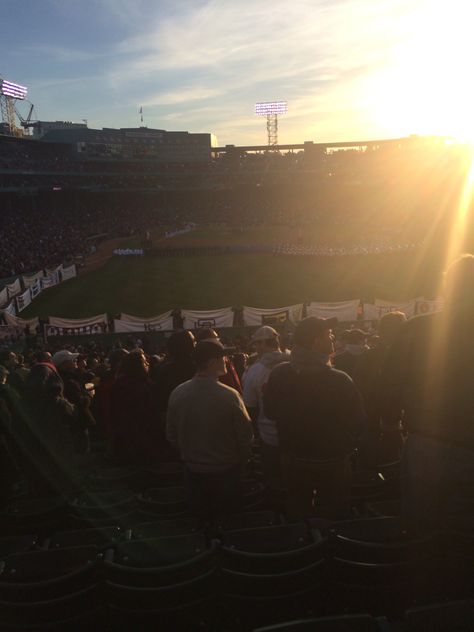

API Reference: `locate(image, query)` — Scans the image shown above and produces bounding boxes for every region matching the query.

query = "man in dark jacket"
[381,254,474,533]
[264,317,366,519]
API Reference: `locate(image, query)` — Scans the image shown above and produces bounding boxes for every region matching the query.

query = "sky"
[1,0,473,146]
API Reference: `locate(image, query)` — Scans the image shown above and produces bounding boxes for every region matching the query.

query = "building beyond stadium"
[32,121,217,163]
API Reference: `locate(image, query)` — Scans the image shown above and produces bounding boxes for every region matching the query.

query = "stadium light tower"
[255,101,287,148]
[0,77,28,135]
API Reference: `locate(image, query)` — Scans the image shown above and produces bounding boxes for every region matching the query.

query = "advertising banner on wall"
[243,304,304,326]
[181,308,234,329]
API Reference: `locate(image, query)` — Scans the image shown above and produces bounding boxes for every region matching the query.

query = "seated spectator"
[264,317,366,519]
[166,340,253,523]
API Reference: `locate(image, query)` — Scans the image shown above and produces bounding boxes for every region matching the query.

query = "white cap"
[51,350,80,367]
[251,325,279,342]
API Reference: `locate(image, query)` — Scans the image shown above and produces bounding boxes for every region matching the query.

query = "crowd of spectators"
[0,253,472,535]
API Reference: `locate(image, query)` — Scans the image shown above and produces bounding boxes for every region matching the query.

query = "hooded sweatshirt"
[243,350,289,446]
[263,346,366,459]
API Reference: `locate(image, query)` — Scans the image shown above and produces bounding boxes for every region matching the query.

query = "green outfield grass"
[21,250,440,319]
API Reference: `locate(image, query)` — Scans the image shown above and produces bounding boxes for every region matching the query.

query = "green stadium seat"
[0,545,100,601]
[104,533,217,586]
[252,614,392,631]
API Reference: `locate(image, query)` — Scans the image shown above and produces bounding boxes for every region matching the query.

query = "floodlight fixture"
[255,101,288,116]
[255,101,287,147]
[0,79,28,100]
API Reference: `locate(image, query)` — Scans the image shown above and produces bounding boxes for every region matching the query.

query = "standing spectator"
[167,341,253,522]
[264,317,366,519]
[381,254,474,533]
[242,327,288,490]
[152,330,196,418]
[0,352,25,395]
[22,358,80,495]
[194,328,242,393]
[109,349,157,464]
[333,329,369,377]
[52,350,95,454]
[353,311,406,467]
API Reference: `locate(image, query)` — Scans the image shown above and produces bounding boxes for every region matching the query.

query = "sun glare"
[366,2,474,142]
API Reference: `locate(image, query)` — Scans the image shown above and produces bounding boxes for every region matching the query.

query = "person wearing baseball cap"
[166,339,253,523]
[263,316,366,520]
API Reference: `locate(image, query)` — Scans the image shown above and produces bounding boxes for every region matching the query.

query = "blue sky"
[2,0,472,145]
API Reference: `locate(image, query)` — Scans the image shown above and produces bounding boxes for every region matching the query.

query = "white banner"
[372,298,418,319]
[3,301,16,316]
[364,299,417,320]
[62,264,77,281]
[307,300,360,322]
[15,288,32,313]
[415,297,444,315]
[45,323,106,337]
[115,311,174,332]
[45,264,63,277]
[182,308,234,329]
[30,279,42,300]
[41,272,60,289]
[3,311,39,330]
[49,314,108,329]
[22,271,44,289]
[243,304,304,327]
[6,279,21,299]
[0,286,8,307]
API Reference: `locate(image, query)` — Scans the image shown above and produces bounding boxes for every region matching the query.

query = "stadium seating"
[252,614,391,631]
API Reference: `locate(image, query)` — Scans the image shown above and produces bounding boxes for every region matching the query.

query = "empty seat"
[136,487,189,518]
[0,545,100,601]
[329,517,440,614]
[68,490,137,520]
[219,524,328,627]
[0,535,39,558]
[104,533,217,586]
[350,470,386,504]
[84,464,147,492]
[221,523,326,573]
[130,517,201,539]
[49,526,123,550]
[404,600,474,632]
[253,614,391,631]
[217,510,282,532]
[0,583,101,628]
[365,499,401,518]
[0,498,67,536]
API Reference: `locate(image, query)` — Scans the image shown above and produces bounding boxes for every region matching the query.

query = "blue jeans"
[402,433,474,534]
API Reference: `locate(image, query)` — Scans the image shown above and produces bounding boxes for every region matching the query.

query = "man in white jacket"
[243,326,288,490]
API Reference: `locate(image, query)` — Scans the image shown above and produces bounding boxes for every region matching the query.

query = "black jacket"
[263,362,366,459]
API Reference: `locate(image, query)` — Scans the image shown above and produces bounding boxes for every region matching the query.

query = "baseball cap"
[195,340,226,365]
[51,350,80,367]
[293,317,338,347]
[251,326,279,342]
